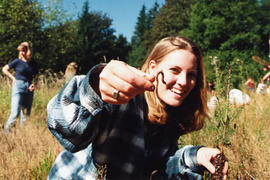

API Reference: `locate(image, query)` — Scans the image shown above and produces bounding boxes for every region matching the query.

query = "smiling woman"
[47,36,228,179]
[141,36,204,127]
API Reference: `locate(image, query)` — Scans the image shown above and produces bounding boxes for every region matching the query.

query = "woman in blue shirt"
[2,42,38,133]
[47,36,228,179]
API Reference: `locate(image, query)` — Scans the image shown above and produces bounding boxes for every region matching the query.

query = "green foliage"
[205,50,263,89]
[127,45,146,67]
[0,0,44,66]
[41,20,78,72]
[257,0,270,55]
[182,0,270,88]
[185,0,261,51]
[143,0,194,50]
[131,5,148,45]
[114,34,131,62]
[146,2,160,30]
[0,0,131,74]
[74,1,131,73]
[42,0,67,27]
[128,3,160,67]
[0,0,269,87]
[128,5,150,65]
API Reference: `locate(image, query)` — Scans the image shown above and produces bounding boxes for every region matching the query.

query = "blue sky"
[41,0,165,42]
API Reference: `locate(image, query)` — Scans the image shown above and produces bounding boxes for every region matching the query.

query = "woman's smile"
[169,86,185,97]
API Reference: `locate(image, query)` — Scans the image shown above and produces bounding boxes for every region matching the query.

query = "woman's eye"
[170,68,179,73]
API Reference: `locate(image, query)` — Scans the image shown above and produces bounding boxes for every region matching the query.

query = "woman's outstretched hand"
[197,147,229,180]
[99,60,155,104]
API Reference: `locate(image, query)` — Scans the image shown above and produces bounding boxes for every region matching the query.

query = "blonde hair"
[17,42,32,60]
[64,62,78,83]
[141,36,208,133]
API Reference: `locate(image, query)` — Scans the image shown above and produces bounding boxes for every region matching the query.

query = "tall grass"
[181,56,270,179]
[0,70,270,179]
[180,92,270,179]
[0,72,64,179]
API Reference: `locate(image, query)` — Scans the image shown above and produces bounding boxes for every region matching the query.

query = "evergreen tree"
[42,20,78,72]
[38,0,78,72]
[128,3,160,67]
[113,34,131,62]
[146,2,160,30]
[131,5,148,46]
[75,1,116,73]
[143,0,194,50]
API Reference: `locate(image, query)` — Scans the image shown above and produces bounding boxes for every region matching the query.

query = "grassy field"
[0,73,64,179]
[0,74,270,179]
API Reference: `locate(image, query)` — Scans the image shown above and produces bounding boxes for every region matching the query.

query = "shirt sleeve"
[8,59,19,69]
[165,145,205,180]
[47,64,107,153]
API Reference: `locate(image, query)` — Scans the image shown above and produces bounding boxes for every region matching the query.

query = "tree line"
[0,0,131,74]
[0,0,269,88]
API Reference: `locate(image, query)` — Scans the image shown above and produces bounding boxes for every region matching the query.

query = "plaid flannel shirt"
[47,64,205,180]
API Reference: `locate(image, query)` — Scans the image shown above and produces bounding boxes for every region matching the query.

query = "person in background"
[47,36,228,179]
[2,42,38,134]
[255,66,270,95]
[245,77,255,92]
[64,61,78,83]
[207,81,218,114]
[207,81,215,95]
[262,71,270,85]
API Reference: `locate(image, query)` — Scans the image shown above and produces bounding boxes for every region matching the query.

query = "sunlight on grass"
[0,73,270,179]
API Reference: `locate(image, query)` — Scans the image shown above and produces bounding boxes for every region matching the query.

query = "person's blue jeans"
[4,80,34,133]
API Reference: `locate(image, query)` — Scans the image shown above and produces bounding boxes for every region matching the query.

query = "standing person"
[207,81,218,114]
[64,61,78,83]
[245,77,255,92]
[263,65,270,73]
[2,42,38,133]
[261,65,270,85]
[47,36,228,179]
[262,71,270,85]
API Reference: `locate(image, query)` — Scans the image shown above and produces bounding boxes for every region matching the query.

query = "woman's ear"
[148,60,157,75]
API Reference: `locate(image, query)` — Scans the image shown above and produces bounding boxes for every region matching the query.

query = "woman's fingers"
[197,147,229,179]
[100,76,143,104]
[99,60,155,104]
[223,161,229,180]
[104,60,155,91]
[203,158,216,174]
[129,66,155,82]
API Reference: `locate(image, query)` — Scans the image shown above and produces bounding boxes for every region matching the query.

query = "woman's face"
[19,50,27,60]
[149,49,198,107]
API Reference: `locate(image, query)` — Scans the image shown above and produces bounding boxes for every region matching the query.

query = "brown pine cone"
[211,153,228,180]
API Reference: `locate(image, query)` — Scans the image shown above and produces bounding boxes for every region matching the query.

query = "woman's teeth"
[171,88,185,96]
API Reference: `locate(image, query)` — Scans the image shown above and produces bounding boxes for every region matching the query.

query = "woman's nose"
[176,72,188,86]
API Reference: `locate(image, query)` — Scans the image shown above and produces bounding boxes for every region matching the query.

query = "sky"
[41,0,165,42]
